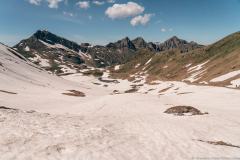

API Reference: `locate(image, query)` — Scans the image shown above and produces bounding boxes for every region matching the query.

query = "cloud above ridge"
[105,2,144,19]
[130,14,153,26]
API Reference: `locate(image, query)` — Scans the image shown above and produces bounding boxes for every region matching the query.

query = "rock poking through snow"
[164,106,208,116]
[62,90,86,97]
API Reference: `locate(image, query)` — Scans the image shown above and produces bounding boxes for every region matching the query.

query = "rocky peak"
[32,30,82,52]
[170,36,179,40]
[118,37,136,50]
[118,37,131,45]
[106,37,136,51]
[158,36,203,52]
[147,42,158,51]
[165,36,188,47]
[132,37,147,49]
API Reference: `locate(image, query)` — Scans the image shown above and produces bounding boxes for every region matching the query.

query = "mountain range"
[14,30,203,73]
[112,31,240,87]
[4,30,239,88]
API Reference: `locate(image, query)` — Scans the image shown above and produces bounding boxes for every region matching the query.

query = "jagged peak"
[33,30,58,39]
[27,29,84,52]
[114,37,133,45]
[33,29,52,36]
[133,37,144,40]
[167,36,181,41]
[31,30,76,44]
[40,29,48,32]
[121,36,131,41]
[132,37,146,42]
[163,36,188,46]
[189,41,198,44]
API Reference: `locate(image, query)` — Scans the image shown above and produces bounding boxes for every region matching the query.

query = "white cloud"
[105,2,144,19]
[161,28,166,32]
[161,28,173,32]
[46,0,63,8]
[76,1,90,9]
[63,11,74,17]
[130,14,153,26]
[28,0,63,8]
[28,0,42,5]
[106,0,115,3]
[93,1,105,5]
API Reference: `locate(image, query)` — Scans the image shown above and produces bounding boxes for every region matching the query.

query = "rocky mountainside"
[158,36,203,52]
[131,37,147,49]
[14,30,204,72]
[112,31,240,88]
[85,36,204,67]
[14,30,90,74]
[87,37,138,67]
[14,31,141,70]
[33,30,84,52]
[106,37,136,51]
[132,37,158,51]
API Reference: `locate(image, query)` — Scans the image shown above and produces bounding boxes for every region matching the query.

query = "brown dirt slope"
[111,31,240,87]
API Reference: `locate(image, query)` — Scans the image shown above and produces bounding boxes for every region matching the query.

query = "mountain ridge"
[14,30,205,71]
[111,31,240,88]
[2,30,240,87]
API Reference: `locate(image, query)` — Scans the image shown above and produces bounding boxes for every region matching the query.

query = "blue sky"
[0,0,240,46]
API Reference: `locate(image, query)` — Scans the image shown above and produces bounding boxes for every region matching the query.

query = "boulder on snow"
[62,90,86,97]
[164,106,208,116]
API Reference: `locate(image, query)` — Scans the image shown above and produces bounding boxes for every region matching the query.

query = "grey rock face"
[158,36,203,52]
[14,30,204,70]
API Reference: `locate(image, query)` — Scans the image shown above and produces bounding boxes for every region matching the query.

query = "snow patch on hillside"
[39,40,76,52]
[228,78,240,88]
[135,63,141,68]
[210,70,240,82]
[185,63,192,68]
[184,69,207,83]
[60,65,77,74]
[114,65,120,71]
[29,54,50,67]
[145,58,152,65]
[188,61,209,73]
[184,61,209,83]
[102,70,110,78]
[79,51,92,60]
[24,46,30,51]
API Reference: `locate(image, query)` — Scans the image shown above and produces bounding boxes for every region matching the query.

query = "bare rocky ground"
[164,106,208,116]
[62,90,86,97]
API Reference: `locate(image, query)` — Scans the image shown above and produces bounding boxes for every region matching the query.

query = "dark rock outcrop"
[14,30,204,70]
[158,36,203,52]
[14,30,86,74]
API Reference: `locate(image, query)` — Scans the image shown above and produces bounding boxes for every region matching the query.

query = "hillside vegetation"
[112,32,240,87]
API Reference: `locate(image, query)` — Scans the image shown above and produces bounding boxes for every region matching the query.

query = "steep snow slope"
[0,43,72,88]
[0,43,90,112]
[1,43,240,160]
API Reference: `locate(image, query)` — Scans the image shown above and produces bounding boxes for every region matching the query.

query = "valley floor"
[1,72,240,160]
